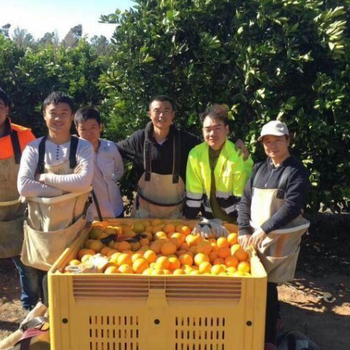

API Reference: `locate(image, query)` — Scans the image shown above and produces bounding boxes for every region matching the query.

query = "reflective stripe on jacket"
[185,140,253,219]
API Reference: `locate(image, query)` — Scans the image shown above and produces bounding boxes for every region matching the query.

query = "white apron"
[132,133,185,219]
[21,137,91,271]
[251,179,310,284]
[0,140,25,258]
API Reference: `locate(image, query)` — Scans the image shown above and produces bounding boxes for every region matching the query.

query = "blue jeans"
[12,256,44,310]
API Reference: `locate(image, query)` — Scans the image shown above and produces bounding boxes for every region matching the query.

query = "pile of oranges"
[67,219,251,277]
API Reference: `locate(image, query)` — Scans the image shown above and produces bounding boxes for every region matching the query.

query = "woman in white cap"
[237,120,310,350]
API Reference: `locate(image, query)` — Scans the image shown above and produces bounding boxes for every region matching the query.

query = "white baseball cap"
[258,120,289,141]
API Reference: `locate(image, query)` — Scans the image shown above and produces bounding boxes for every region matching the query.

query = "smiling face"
[262,135,290,165]
[76,118,102,148]
[202,115,229,150]
[43,102,74,136]
[148,100,175,132]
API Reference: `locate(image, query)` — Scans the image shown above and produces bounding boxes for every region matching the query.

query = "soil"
[1,213,349,350]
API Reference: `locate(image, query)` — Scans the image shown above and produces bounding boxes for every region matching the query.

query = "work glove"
[192,218,228,238]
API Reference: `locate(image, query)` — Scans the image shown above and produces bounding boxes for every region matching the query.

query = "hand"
[192,221,212,238]
[35,173,46,183]
[209,219,228,237]
[238,234,251,250]
[235,139,250,161]
[248,228,267,249]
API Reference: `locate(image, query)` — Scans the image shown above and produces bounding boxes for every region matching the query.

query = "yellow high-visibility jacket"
[184,140,253,220]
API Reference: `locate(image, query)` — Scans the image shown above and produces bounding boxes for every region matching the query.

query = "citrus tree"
[100,0,350,212]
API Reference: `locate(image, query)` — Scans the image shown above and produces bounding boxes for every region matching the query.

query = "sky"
[0,0,134,40]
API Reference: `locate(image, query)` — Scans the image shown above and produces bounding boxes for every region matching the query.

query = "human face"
[0,99,9,127]
[202,116,229,150]
[262,135,290,165]
[43,102,73,135]
[76,119,102,148]
[148,100,175,131]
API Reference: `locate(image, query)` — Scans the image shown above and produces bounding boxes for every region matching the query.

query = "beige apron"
[251,188,310,284]
[0,156,25,258]
[21,157,91,271]
[132,134,185,219]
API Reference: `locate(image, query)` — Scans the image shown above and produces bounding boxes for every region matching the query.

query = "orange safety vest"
[0,118,36,161]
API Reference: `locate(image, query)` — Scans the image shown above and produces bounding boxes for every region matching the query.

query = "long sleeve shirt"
[88,139,124,219]
[238,156,310,235]
[18,137,94,198]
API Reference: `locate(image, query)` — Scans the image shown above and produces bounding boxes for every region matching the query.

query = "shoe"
[264,342,277,350]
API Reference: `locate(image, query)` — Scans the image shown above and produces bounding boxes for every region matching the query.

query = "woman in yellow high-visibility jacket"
[184,105,253,228]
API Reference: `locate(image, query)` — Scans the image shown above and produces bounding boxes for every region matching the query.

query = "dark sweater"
[117,122,199,183]
[238,156,310,235]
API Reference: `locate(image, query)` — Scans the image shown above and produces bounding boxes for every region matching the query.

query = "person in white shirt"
[18,93,94,198]
[74,106,124,220]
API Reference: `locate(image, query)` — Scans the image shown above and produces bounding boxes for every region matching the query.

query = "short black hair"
[74,106,102,126]
[200,104,229,126]
[42,91,75,113]
[149,95,175,111]
[0,87,10,107]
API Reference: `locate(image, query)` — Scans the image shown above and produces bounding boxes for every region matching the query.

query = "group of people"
[0,87,310,349]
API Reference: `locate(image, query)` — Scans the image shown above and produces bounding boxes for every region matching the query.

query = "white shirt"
[18,137,94,197]
[88,139,124,220]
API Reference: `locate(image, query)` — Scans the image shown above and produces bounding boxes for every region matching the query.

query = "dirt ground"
[1,213,349,349]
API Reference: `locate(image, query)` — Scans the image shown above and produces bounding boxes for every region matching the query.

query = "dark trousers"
[265,282,279,344]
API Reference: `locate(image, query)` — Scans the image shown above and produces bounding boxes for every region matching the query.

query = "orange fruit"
[196,241,212,255]
[168,256,181,271]
[106,249,118,257]
[132,223,145,233]
[84,239,94,248]
[161,242,177,256]
[109,252,121,263]
[154,231,167,240]
[194,253,210,266]
[155,256,170,270]
[177,225,191,236]
[163,269,172,275]
[171,233,186,244]
[213,258,225,265]
[150,242,162,254]
[104,266,119,274]
[234,248,249,262]
[231,243,241,255]
[163,223,176,233]
[143,250,157,264]
[216,237,229,248]
[78,249,95,260]
[223,222,238,233]
[151,218,163,226]
[133,258,149,274]
[211,265,226,275]
[225,256,239,268]
[131,252,144,263]
[217,247,231,259]
[190,270,201,275]
[186,234,202,247]
[142,268,153,275]
[173,269,185,275]
[237,261,250,273]
[139,238,150,246]
[179,243,190,251]
[81,254,93,263]
[130,242,141,251]
[209,252,218,263]
[169,237,181,249]
[88,240,104,253]
[190,245,198,255]
[100,246,112,256]
[118,241,131,252]
[226,267,237,275]
[227,233,238,246]
[117,253,132,266]
[68,259,81,266]
[199,261,212,274]
[118,264,134,274]
[178,253,194,266]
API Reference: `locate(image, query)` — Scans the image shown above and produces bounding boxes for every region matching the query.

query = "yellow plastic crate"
[48,219,267,350]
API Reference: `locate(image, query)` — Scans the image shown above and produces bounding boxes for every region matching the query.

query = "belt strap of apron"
[143,130,181,184]
[10,130,22,164]
[91,189,103,222]
[36,135,79,174]
[137,188,185,207]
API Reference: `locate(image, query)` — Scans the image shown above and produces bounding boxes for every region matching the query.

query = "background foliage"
[1,0,350,212]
